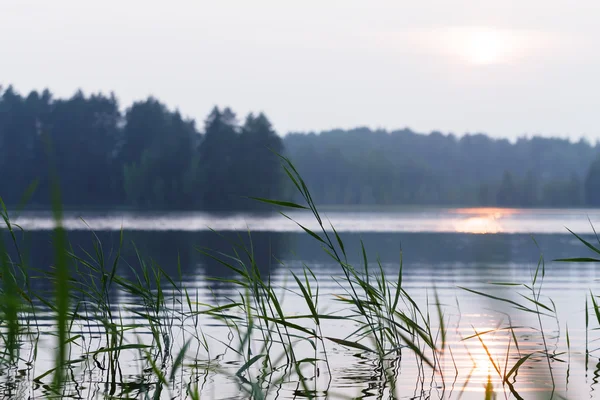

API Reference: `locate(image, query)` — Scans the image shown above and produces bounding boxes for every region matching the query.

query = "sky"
[1,1,600,140]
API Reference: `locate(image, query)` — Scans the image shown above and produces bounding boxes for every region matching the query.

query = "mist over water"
[8,207,600,234]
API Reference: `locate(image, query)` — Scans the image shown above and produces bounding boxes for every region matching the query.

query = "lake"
[3,207,600,399]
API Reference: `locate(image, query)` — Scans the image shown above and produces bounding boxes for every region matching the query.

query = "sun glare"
[452,208,515,234]
[455,216,501,234]
[442,27,522,66]
[465,30,510,65]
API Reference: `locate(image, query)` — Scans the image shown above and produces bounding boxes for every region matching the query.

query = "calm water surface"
[4,207,600,399]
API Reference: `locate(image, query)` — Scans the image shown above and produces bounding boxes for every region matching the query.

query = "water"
[11,206,600,233]
[3,207,600,399]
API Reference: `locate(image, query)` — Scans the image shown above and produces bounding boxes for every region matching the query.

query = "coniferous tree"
[496,171,517,206]
[237,113,284,207]
[585,156,600,206]
[46,91,121,205]
[122,98,198,208]
[0,87,48,204]
[198,107,240,209]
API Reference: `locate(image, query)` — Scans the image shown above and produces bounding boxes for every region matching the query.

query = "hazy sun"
[465,30,511,65]
[443,27,521,66]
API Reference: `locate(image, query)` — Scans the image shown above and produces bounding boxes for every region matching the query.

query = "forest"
[2,85,600,209]
[286,128,600,207]
[0,86,283,210]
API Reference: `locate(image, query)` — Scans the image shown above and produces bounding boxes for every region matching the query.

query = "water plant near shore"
[0,156,599,399]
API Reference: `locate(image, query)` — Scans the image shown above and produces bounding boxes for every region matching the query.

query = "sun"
[444,27,519,66]
[465,30,510,65]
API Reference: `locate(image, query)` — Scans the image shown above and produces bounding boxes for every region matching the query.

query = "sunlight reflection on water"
[455,216,502,234]
[5,207,600,234]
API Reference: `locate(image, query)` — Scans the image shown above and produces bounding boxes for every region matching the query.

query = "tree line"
[0,86,283,210]
[284,128,600,207]
[3,85,600,209]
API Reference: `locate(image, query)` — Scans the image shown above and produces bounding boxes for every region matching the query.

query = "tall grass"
[0,153,597,399]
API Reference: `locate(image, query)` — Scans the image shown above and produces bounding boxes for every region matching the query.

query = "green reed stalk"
[45,136,70,392]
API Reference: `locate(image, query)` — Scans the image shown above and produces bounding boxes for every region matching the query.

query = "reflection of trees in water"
[288,232,570,264]
[123,230,288,283]
[5,230,587,298]
[12,229,288,295]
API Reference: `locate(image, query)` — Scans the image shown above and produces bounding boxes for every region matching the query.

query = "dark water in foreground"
[4,207,600,399]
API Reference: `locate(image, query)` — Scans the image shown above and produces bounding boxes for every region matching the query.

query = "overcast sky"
[2,1,600,140]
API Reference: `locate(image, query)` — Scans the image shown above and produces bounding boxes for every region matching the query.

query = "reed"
[0,154,597,399]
